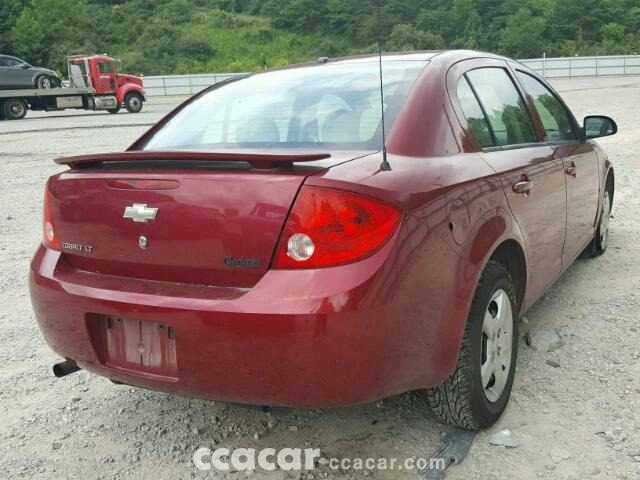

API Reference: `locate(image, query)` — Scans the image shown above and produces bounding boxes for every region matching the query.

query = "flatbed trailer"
[0,87,128,120]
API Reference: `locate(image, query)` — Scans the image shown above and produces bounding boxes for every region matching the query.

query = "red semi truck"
[0,54,145,120]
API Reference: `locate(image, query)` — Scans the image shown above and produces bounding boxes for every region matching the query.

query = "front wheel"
[107,106,121,114]
[427,261,519,429]
[594,188,612,255]
[583,183,613,258]
[124,92,143,113]
[36,75,54,89]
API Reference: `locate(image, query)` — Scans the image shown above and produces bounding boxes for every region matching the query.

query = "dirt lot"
[1,77,639,480]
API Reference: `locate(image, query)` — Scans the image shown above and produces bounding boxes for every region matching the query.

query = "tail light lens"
[43,185,60,251]
[273,186,402,269]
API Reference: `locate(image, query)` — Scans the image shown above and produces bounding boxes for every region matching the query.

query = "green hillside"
[2,0,639,76]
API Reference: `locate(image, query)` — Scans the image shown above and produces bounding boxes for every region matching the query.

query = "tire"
[107,106,121,114]
[2,98,28,120]
[36,75,54,89]
[427,261,519,429]
[124,92,143,113]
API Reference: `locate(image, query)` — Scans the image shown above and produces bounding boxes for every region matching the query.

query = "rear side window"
[457,76,495,148]
[466,68,537,147]
[516,71,577,142]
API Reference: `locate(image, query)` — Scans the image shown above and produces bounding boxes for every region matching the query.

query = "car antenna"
[377,0,391,171]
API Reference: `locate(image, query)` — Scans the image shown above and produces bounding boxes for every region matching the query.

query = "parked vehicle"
[0,54,144,120]
[29,50,616,429]
[0,54,61,89]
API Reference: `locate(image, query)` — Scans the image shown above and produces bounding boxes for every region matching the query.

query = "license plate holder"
[100,315,178,379]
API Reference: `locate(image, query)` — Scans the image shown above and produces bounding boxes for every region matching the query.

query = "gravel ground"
[1,78,639,480]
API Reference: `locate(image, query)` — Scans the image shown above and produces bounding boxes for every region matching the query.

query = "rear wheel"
[124,92,143,113]
[2,98,28,120]
[427,261,519,429]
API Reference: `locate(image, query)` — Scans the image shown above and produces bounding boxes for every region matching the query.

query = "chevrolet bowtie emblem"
[123,203,158,223]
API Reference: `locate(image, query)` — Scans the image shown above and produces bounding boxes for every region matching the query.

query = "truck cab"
[68,54,145,113]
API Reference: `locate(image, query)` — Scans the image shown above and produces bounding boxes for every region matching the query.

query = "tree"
[263,0,329,32]
[387,24,444,51]
[11,0,92,70]
[0,0,27,55]
[499,7,546,58]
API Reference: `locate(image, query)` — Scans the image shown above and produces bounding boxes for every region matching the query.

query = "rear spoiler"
[55,150,332,170]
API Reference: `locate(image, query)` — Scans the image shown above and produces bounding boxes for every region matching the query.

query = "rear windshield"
[141,60,428,151]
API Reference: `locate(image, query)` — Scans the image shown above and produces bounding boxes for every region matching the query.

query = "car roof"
[258,50,512,75]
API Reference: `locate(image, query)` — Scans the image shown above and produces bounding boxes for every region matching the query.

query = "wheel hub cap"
[481,289,513,403]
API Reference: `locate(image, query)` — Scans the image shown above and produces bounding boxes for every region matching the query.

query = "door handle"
[512,180,533,196]
[565,163,577,177]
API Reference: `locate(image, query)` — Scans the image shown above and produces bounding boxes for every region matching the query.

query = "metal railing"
[142,73,244,97]
[519,54,640,79]
[142,55,640,96]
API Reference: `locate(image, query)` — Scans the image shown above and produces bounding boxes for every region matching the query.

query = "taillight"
[43,185,60,251]
[273,186,402,269]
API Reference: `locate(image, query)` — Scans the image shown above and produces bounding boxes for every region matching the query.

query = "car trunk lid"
[49,151,372,288]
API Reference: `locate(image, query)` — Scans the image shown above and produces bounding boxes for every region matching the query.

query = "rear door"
[449,59,567,305]
[513,68,600,263]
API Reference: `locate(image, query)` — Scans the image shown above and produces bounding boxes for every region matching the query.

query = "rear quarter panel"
[307,149,525,385]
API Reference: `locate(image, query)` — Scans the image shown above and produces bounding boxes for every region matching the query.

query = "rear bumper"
[29,227,465,407]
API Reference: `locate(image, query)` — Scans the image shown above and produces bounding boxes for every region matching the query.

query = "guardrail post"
[162,76,166,96]
[596,53,599,77]
[543,52,546,79]
[188,74,193,95]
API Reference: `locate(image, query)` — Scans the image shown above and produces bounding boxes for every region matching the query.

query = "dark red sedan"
[30,50,616,428]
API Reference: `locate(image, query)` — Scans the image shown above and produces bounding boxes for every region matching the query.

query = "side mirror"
[21,64,31,69]
[584,115,617,139]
